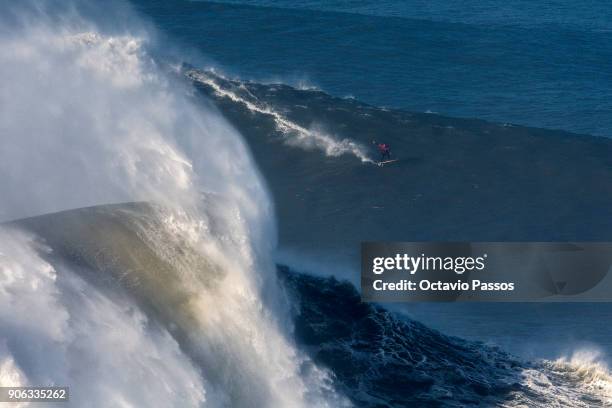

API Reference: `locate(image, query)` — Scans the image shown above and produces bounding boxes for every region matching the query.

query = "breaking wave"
[282,269,612,407]
[0,227,206,407]
[531,350,612,407]
[0,2,346,406]
[2,1,612,407]
[185,68,374,163]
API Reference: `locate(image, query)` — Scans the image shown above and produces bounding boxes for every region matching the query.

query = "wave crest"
[186,69,374,163]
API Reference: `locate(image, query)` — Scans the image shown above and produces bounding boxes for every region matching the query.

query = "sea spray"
[0,2,346,406]
[0,227,208,407]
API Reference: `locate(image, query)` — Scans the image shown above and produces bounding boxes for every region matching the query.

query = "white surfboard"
[377,159,398,167]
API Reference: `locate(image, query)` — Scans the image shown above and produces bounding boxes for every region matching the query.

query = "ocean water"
[185,67,612,364]
[156,0,612,397]
[2,0,612,406]
[133,0,612,137]
[139,0,612,401]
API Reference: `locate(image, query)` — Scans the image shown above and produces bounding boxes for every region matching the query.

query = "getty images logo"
[372,253,488,275]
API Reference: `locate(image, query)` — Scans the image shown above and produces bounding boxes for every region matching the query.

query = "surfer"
[375,141,391,161]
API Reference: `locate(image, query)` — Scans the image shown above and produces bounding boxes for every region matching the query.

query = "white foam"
[547,349,612,405]
[187,70,374,163]
[0,228,207,407]
[510,348,612,407]
[0,3,347,406]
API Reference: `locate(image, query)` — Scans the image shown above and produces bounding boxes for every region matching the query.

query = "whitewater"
[185,69,373,163]
[0,1,347,406]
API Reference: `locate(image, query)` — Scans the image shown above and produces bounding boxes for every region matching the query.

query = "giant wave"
[4,203,612,407]
[0,1,345,406]
[2,1,612,407]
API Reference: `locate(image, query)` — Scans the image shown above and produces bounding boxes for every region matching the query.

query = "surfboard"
[377,159,398,167]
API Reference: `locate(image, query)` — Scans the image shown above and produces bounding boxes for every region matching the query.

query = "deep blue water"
[132,0,612,364]
[134,0,612,136]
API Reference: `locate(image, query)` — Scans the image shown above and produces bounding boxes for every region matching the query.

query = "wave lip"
[0,0,347,404]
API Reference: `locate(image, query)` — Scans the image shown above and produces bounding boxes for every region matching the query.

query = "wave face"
[186,68,373,163]
[182,62,612,406]
[184,66,612,252]
[7,203,612,408]
[0,2,346,406]
[280,268,612,407]
[3,1,612,407]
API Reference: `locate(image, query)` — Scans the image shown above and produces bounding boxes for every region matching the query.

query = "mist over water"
[0,1,347,406]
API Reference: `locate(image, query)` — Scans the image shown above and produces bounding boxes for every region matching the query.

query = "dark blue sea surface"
[182,66,612,364]
[129,1,612,401]
[134,0,612,136]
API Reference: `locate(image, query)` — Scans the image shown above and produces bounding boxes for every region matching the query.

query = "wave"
[2,1,612,407]
[534,350,612,406]
[7,202,612,407]
[0,2,345,406]
[281,268,612,407]
[0,226,207,406]
[185,68,374,163]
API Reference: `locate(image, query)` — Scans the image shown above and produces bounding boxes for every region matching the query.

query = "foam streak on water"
[186,69,374,163]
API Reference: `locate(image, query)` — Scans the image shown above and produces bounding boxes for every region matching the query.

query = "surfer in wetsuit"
[376,142,391,161]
